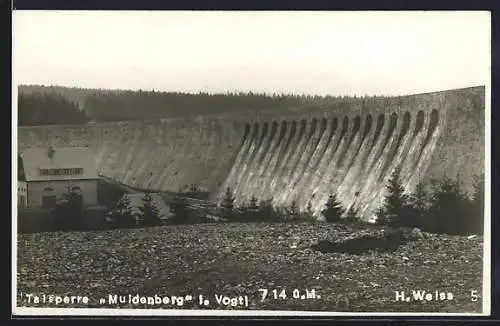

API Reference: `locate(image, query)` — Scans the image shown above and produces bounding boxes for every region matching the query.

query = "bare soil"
[16,222,484,313]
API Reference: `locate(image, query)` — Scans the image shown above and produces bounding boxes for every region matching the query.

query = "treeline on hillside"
[83,90,314,122]
[373,169,484,235]
[215,169,485,236]
[18,92,89,126]
[56,167,484,236]
[84,90,388,122]
[18,85,393,125]
[104,168,484,235]
[19,85,94,109]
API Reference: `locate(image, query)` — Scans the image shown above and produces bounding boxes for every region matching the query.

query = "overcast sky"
[12,11,490,96]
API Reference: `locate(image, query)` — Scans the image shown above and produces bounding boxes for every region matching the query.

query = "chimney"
[48,146,55,159]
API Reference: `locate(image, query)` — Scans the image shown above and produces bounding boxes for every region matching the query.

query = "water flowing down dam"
[17,86,485,220]
[222,109,440,218]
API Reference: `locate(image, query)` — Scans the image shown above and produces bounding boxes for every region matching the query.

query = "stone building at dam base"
[17,86,485,221]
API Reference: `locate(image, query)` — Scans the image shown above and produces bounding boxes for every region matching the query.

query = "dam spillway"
[17,86,485,220]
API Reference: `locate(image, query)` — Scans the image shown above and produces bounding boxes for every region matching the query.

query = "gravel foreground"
[16,223,484,313]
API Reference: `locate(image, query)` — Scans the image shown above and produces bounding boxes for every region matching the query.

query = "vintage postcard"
[12,10,491,317]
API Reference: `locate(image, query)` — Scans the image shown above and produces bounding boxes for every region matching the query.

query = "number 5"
[471,290,478,302]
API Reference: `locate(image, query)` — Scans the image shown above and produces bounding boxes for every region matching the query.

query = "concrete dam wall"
[18,86,485,220]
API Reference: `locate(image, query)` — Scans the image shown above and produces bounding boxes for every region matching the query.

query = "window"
[71,186,82,195]
[44,186,54,192]
[18,195,26,208]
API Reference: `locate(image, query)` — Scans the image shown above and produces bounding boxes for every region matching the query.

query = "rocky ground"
[16,222,484,313]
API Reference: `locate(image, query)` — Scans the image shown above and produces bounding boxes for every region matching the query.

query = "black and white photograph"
[12,10,491,316]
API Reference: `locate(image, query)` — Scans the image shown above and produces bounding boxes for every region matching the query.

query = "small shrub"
[284,200,314,222]
[179,183,208,199]
[232,196,282,222]
[322,194,344,223]
[305,200,314,217]
[54,190,84,230]
[256,198,281,222]
[189,183,200,193]
[169,195,191,224]
[236,195,260,222]
[248,195,259,211]
[114,196,136,228]
[220,187,236,220]
[285,200,300,220]
[97,179,127,208]
[138,192,161,226]
[232,201,249,222]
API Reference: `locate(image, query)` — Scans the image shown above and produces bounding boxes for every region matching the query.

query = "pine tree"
[407,182,429,229]
[115,196,136,227]
[287,200,300,220]
[306,200,314,216]
[472,174,485,210]
[189,183,200,195]
[170,195,190,225]
[235,200,249,222]
[139,192,161,226]
[322,194,344,223]
[55,188,84,230]
[409,182,428,216]
[471,173,485,234]
[303,200,315,220]
[345,205,359,224]
[221,187,235,211]
[472,173,485,234]
[428,176,471,234]
[257,198,279,221]
[220,187,235,220]
[375,207,389,226]
[384,167,409,217]
[68,189,84,229]
[248,195,259,211]
[378,167,410,227]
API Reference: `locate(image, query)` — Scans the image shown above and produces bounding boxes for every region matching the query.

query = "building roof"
[20,147,98,182]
